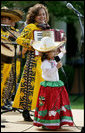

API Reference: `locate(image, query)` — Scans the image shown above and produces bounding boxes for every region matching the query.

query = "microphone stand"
[73,12,84,99]
[77,13,84,38]
[71,10,84,132]
[77,13,84,133]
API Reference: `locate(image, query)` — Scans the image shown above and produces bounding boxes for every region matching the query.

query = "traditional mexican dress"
[33,53,73,129]
[12,23,44,110]
[1,27,21,106]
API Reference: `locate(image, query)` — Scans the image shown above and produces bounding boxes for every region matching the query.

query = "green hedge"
[59,64,84,94]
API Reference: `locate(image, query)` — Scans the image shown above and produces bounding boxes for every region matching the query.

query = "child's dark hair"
[41,52,48,61]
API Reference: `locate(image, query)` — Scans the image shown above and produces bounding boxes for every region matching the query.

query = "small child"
[32,37,73,130]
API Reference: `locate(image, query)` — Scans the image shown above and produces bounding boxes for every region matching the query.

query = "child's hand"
[57,61,62,69]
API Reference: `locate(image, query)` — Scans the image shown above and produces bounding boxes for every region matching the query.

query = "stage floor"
[1,109,84,132]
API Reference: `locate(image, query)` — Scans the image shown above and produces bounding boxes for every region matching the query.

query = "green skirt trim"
[40,80,64,87]
[34,116,73,124]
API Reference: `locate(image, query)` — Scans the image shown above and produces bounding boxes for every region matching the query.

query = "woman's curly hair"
[26,3,49,24]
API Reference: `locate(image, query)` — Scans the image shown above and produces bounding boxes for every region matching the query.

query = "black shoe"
[81,127,84,132]
[22,109,33,122]
[24,117,33,122]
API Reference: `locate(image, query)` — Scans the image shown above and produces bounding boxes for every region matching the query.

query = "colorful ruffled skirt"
[33,80,73,129]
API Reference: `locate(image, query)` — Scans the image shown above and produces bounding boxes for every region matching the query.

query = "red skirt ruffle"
[33,85,73,129]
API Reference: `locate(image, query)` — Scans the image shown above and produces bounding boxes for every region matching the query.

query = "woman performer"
[12,3,50,121]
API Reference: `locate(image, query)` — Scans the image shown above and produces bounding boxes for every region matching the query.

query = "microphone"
[66,3,84,17]
[54,56,66,75]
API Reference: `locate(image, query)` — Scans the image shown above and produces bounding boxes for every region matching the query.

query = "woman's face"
[35,8,46,24]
